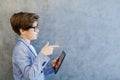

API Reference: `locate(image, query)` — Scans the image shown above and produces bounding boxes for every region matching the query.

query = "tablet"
[54,51,66,74]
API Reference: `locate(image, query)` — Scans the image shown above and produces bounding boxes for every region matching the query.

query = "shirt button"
[42,61,46,66]
[41,71,43,73]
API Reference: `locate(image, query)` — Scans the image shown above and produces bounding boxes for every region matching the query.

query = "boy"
[10,12,60,80]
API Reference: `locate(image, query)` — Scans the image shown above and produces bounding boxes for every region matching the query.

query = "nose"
[37,28,39,32]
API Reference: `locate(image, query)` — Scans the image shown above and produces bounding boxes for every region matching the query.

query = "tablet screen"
[54,51,66,74]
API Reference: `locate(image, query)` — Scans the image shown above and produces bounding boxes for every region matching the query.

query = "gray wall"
[1,0,120,80]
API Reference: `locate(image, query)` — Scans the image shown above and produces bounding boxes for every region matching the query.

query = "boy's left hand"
[52,56,61,68]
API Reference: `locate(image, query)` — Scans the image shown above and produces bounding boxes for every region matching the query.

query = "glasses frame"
[29,26,39,31]
[24,24,39,32]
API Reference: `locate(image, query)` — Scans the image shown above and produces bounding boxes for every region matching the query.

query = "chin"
[34,36,38,40]
[31,37,37,40]
[33,38,37,40]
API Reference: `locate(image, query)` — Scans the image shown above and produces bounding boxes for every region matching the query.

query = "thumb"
[44,41,49,47]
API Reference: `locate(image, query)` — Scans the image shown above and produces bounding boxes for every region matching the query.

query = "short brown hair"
[10,12,39,35]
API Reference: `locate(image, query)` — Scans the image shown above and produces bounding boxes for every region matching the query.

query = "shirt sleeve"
[43,60,55,76]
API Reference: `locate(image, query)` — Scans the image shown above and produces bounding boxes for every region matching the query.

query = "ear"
[20,28,25,35]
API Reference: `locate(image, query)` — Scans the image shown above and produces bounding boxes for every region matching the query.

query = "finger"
[52,56,60,63]
[55,60,61,68]
[56,56,61,60]
[44,41,49,47]
[50,45,60,48]
[52,62,56,67]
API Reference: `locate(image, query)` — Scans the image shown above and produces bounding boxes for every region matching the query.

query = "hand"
[40,42,59,55]
[52,56,61,68]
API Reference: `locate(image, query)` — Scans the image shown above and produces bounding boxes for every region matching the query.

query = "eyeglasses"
[29,26,39,31]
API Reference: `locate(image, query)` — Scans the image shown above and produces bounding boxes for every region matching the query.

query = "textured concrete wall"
[0,0,48,80]
[1,0,120,80]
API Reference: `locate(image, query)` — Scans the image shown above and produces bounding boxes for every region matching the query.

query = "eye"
[36,26,39,29]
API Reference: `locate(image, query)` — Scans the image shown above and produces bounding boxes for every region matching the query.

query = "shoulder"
[12,40,29,57]
[14,40,28,51]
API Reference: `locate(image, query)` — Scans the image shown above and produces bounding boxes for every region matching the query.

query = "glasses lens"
[34,26,39,31]
[24,25,39,31]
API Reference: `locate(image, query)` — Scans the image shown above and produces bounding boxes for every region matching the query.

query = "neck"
[20,35,31,44]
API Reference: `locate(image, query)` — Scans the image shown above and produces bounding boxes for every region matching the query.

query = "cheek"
[27,30,38,39]
[30,32,37,38]
[27,32,34,37]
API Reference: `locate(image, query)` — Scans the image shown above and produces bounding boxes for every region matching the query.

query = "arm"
[13,46,50,80]
[43,60,54,76]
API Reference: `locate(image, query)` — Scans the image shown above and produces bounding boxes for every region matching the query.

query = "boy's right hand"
[40,42,59,55]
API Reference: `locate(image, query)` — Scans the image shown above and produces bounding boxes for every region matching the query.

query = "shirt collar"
[17,36,37,56]
[17,36,31,47]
